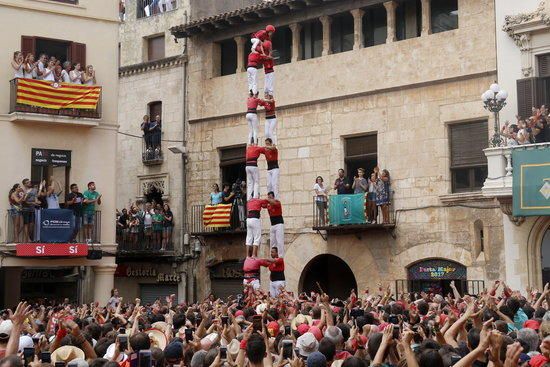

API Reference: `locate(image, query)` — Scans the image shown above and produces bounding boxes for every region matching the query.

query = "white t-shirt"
[144,212,153,226]
[313,183,327,201]
[37,61,45,80]
[14,63,24,78]
[61,69,71,83]
[70,70,82,84]
[43,68,55,81]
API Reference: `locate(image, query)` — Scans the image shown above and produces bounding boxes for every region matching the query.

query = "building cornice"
[503,1,550,48]
[118,55,187,77]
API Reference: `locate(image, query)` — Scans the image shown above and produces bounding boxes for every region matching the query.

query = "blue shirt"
[210,192,223,205]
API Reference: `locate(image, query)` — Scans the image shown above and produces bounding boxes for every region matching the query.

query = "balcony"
[5,209,101,244]
[312,195,395,239]
[9,78,102,124]
[189,203,246,237]
[137,0,177,19]
[116,230,175,257]
[142,132,164,165]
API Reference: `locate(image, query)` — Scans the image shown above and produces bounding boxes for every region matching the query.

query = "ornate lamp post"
[481,83,508,147]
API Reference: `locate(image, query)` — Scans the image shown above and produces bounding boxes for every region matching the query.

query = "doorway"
[299,254,357,299]
[541,229,550,285]
[407,259,467,295]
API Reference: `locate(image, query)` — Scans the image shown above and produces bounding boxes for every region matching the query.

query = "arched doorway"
[299,254,357,299]
[407,259,467,295]
[541,230,550,285]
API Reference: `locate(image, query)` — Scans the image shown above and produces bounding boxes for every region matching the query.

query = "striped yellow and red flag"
[203,204,232,228]
[16,78,101,110]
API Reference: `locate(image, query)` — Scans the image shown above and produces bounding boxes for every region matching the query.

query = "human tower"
[241,25,287,298]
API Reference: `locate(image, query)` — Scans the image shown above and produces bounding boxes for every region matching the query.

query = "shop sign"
[210,261,244,279]
[22,268,76,280]
[16,243,88,257]
[115,265,180,283]
[157,273,181,283]
[31,148,71,166]
[408,259,466,280]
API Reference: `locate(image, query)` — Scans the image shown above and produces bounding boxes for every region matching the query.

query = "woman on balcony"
[8,183,25,242]
[70,63,83,84]
[83,65,96,85]
[11,51,24,78]
[313,176,328,226]
[42,60,56,82]
[23,53,37,79]
[60,61,71,83]
[210,184,223,205]
[162,203,173,251]
[375,168,391,224]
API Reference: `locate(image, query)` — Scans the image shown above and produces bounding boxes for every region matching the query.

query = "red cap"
[235,310,244,317]
[524,320,541,330]
[267,321,280,337]
[309,326,323,341]
[297,323,310,335]
[266,25,275,32]
[351,335,368,351]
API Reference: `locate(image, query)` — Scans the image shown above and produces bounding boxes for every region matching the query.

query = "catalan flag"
[203,204,232,228]
[16,78,101,110]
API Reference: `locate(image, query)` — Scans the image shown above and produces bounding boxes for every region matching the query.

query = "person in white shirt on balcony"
[60,61,71,83]
[11,51,24,78]
[42,60,56,82]
[42,178,63,209]
[23,53,37,79]
[36,53,47,80]
[70,62,83,84]
[83,65,96,85]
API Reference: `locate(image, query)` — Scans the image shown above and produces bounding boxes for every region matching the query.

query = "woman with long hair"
[11,51,24,78]
[313,176,328,226]
[70,62,83,84]
[83,65,96,85]
[375,169,391,224]
[8,183,25,242]
[23,53,37,79]
[210,183,223,205]
[162,203,173,251]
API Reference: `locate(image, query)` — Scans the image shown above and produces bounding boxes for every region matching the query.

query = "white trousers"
[246,217,261,246]
[269,223,284,256]
[264,72,275,96]
[246,113,259,144]
[246,166,260,200]
[267,168,279,198]
[251,38,260,52]
[247,67,258,95]
[270,280,285,298]
[244,278,260,290]
[265,117,277,144]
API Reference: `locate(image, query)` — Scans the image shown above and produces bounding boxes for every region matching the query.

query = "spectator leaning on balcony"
[83,181,101,242]
[8,184,25,243]
[42,60,55,82]
[70,62,83,84]
[11,51,24,78]
[334,168,350,194]
[313,176,328,226]
[36,53,47,80]
[210,184,223,205]
[60,61,71,83]
[66,183,84,242]
[150,114,162,152]
[23,53,37,79]
[83,65,96,85]
[21,178,40,242]
[41,178,63,209]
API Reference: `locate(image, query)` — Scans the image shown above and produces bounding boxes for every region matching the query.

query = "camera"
[231,181,243,198]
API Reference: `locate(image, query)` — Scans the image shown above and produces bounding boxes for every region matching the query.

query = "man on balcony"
[66,184,84,242]
[83,182,101,243]
[266,191,284,256]
[334,169,351,195]
[246,197,268,258]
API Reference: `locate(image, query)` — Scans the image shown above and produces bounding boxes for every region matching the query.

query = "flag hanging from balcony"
[16,78,101,110]
[203,204,232,228]
[328,194,366,225]
[512,146,550,216]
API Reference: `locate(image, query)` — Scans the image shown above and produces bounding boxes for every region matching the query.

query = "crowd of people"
[502,106,550,146]
[313,167,392,225]
[116,201,174,251]
[11,51,96,85]
[2,280,550,367]
[7,180,101,243]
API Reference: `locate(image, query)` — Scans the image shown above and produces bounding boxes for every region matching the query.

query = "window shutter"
[450,121,488,168]
[70,42,86,67]
[21,36,36,56]
[516,78,536,119]
[147,36,165,61]
[538,54,550,77]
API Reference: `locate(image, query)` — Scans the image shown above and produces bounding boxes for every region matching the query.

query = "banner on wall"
[408,259,467,280]
[328,194,365,225]
[37,209,74,243]
[512,146,550,216]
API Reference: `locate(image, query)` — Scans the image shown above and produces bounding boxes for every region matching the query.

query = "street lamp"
[481,83,508,147]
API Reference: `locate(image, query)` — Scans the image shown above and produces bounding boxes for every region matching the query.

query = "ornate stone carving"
[522,66,533,77]
[502,1,550,48]
[138,173,170,199]
[519,34,531,51]
[498,198,525,226]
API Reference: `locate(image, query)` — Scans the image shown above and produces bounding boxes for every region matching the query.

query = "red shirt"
[243,256,270,275]
[267,200,282,217]
[247,52,264,68]
[263,41,274,73]
[247,97,261,113]
[246,145,266,166]
[268,257,284,272]
[253,30,270,42]
[264,147,278,162]
[260,99,276,118]
[247,198,268,213]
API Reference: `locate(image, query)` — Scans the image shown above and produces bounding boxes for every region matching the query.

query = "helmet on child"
[266,25,276,33]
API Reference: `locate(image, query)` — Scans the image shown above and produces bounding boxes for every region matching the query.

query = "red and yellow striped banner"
[16,78,101,110]
[203,204,232,228]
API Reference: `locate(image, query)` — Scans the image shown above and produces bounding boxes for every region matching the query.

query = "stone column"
[384,1,397,43]
[319,15,332,56]
[421,0,431,36]
[93,265,117,304]
[289,23,302,62]
[234,36,246,73]
[351,9,365,50]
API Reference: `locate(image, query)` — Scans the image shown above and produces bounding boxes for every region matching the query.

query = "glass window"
[431,0,458,33]
[331,13,354,54]
[220,39,237,76]
[344,134,378,184]
[363,4,387,47]
[300,20,323,60]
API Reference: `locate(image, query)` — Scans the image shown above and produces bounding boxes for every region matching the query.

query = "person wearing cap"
[306,351,326,367]
[0,320,13,358]
[266,191,284,255]
[267,246,285,298]
[245,143,266,200]
[297,332,319,358]
[263,139,279,198]
[250,25,276,55]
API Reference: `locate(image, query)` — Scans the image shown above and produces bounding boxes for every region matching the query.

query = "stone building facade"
[172,0,507,300]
